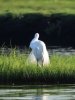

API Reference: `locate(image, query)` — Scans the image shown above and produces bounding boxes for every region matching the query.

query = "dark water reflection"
[0,85,75,100]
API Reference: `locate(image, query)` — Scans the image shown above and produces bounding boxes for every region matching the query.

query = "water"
[48,46,75,56]
[0,47,75,100]
[0,85,75,100]
[1,47,75,56]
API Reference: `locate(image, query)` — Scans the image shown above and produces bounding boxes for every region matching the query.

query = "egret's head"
[34,33,39,39]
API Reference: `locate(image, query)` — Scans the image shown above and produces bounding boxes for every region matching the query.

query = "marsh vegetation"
[0,48,75,84]
[0,0,75,84]
[0,0,75,15]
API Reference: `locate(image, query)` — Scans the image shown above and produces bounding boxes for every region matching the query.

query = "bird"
[29,33,50,66]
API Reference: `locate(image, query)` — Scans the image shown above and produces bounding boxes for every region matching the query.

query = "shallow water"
[1,47,75,56]
[48,47,75,56]
[0,85,75,100]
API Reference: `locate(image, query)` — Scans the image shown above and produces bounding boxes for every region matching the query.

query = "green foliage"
[0,0,75,15]
[0,49,75,84]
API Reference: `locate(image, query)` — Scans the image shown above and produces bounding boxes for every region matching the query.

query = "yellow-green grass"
[0,0,75,15]
[0,49,75,84]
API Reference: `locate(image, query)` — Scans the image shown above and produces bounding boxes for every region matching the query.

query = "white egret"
[29,33,50,66]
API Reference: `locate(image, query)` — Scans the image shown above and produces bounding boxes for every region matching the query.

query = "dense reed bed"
[0,48,75,84]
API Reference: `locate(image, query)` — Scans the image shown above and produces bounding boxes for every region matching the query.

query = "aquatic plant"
[0,48,75,84]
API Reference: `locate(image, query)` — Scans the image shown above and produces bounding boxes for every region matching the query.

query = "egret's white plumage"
[29,33,50,66]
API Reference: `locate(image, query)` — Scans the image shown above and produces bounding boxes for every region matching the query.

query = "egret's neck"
[34,37,38,40]
[30,37,38,47]
[32,37,38,42]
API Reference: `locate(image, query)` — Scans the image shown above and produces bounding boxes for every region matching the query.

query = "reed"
[0,48,75,84]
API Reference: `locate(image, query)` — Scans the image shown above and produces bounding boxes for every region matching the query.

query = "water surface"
[0,85,75,100]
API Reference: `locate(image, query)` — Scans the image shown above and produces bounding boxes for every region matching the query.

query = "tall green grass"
[0,0,75,15]
[0,48,75,84]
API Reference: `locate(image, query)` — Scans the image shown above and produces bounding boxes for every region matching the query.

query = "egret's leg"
[42,57,44,67]
[42,62,44,67]
[37,59,39,66]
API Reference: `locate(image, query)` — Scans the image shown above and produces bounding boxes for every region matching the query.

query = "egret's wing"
[28,51,37,63]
